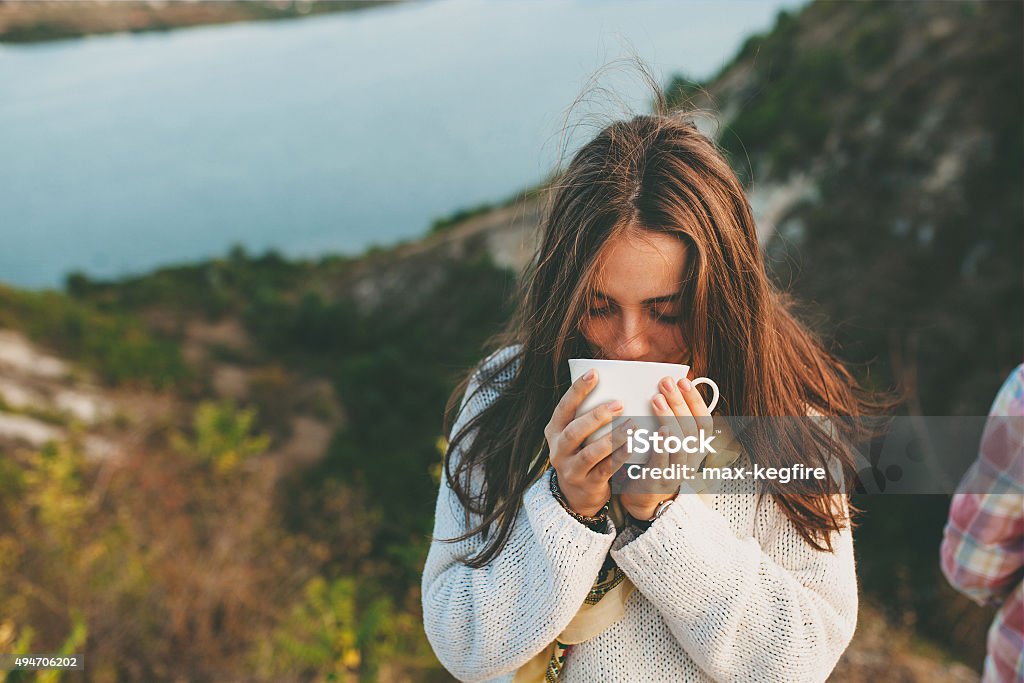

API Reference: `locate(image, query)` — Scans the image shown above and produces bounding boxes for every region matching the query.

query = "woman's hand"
[619,373,715,521]
[545,369,634,517]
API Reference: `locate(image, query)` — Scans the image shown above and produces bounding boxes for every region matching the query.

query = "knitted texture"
[422,345,859,682]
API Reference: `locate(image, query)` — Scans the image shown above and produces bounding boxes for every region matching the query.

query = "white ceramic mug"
[568,358,720,443]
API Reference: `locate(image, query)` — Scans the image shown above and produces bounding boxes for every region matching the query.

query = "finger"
[580,417,635,475]
[549,369,600,437]
[650,391,685,440]
[659,376,698,436]
[590,437,633,480]
[649,425,676,495]
[677,376,714,434]
[559,400,623,458]
[651,391,701,472]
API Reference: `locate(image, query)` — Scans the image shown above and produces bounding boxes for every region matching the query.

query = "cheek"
[580,318,607,345]
[658,324,688,350]
[581,318,625,355]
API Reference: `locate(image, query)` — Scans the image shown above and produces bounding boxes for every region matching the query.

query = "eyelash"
[588,307,682,324]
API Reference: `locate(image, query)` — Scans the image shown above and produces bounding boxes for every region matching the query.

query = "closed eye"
[587,306,682,324]
[653,312,683,324]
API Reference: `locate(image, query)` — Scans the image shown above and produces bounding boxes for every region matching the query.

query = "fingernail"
[608,400,623,413]
[661,377,675,392]
[680,377,692,391]
[582,369,594,381]
[653,394,667,410]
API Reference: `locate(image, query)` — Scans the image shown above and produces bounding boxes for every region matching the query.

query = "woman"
[421,104,891,682]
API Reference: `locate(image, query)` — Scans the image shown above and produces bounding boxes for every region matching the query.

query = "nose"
[611,312,650,361]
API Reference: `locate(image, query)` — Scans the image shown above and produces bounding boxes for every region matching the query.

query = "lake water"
[1,0,802,289]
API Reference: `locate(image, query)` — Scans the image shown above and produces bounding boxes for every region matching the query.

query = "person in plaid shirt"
[940,363,1024,682]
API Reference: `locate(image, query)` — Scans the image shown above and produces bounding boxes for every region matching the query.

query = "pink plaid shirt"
[941,363,1024,682]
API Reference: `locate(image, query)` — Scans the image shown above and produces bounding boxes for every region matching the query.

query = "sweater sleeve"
[421,348,617,683]
[609,487,858,683]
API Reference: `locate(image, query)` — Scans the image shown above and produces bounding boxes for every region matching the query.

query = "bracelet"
[550,469,610,528]
[648,497,676,521]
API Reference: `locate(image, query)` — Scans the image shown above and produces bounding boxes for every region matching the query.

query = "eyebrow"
[593,290,680,305]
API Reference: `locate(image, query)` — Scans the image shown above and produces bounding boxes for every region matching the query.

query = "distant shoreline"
[0,0,404,44]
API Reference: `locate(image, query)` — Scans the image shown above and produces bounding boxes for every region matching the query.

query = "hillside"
[0,1,1019,680]
[0,317,980,682]
[692,1,1022,415]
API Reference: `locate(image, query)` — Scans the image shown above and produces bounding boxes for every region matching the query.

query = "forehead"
[591,232,688,300]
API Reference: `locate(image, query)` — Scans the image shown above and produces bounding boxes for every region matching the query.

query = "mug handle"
[691,377,720,413]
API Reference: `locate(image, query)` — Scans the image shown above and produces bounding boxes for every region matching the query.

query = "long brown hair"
[439,95,897,569]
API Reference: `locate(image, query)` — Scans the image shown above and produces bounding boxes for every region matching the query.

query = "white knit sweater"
[421,345,859,683]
